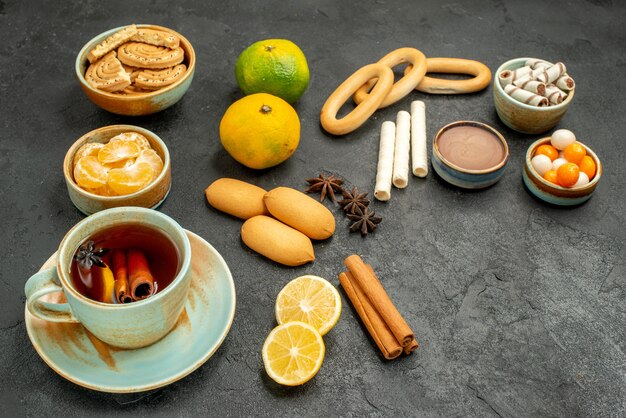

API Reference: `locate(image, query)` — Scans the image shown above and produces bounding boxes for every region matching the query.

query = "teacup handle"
[25,267,79,323]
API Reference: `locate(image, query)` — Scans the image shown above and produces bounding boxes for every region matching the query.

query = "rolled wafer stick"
[525,58,550,69]
[498,70,513,87]
[513,79,546,95]
[344,255,414,347]
[504,84,548,107]
[543,62,567,83]
[339,272,403,360]
[544,84,566,104]
[392,111,411,188]
[374,121,395,201]
[556,75,575,91]
[410,101,428,177]
[511,65,532,80]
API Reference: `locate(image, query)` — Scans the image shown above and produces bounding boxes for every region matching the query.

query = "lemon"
[100,264,115,303]
[275,275,341,336]
[219,93,300,169]
[262,321,325,386]
[235,39,309,104]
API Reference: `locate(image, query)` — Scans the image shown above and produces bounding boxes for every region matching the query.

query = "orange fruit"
[103,159,134,170]
[110,132,152,150]
[98,140,140,164]
[74,156,108,189]
[563,142,586,164]
[73,143,104,169]
[107,161,154,195]
[543,170,558,184]
[235,39,309,104]
[220,93,300,169]
[579,155,596,180]
[556,162,580,187]
[135,149,164,181]
[535,144,559,161]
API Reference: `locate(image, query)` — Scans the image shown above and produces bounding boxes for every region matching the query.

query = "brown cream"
[437,125,505,170]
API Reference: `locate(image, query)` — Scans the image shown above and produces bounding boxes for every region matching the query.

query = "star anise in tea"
[347,206,382,237]
[339,187,370,214]
[75,240,109,270]
[304,174,345,202]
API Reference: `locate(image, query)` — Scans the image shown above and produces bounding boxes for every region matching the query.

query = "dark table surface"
[1,0,625,416]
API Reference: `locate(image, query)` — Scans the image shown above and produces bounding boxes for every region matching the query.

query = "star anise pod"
[75,240,109,270]
[304,174,345,202]
[347,206,382,237]
[339,186,370,214]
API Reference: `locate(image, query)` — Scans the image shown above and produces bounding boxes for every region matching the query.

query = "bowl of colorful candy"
[523,129,601,205]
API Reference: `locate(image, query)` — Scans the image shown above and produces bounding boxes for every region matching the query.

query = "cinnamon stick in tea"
[344,255,414,347]
[112,250,133,303]
[339,272,403,360]
[128,249,155,300]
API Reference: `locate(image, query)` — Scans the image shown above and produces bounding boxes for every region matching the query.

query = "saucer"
[25,230,236,393]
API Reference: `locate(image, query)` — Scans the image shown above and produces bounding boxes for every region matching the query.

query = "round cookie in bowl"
[76,24,195,116]
[64,125,171,215]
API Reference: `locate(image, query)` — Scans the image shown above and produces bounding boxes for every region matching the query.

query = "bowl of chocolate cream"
[432,121,509,189]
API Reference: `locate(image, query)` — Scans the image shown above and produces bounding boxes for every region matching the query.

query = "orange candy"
[535,144,559,161]
[563,142,586,164]
[579,155,596,180]
[556,163,580,187]
[543,170,558,184]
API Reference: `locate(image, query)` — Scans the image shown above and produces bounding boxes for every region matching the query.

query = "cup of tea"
[24,207,192,349]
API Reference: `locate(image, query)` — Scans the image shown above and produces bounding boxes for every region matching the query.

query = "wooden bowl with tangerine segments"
[523,137,602,206]
[63,125,171,215]
[493,57,574,134]
[75,24,195,116]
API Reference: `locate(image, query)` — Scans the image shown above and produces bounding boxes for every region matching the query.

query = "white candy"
[552,157,568,171]
[573,172,590,188]
[551,129,576,150]
[531,154,552,176]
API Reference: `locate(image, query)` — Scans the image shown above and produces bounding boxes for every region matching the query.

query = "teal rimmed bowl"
[75,24,195,116]
[432,121,510,189]
[523,137,602,206]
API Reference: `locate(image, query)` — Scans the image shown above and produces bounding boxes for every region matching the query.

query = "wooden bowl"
[493,57,574,134]
[64,125,171,215]
[75,24,195,116]
[523,137,602,206]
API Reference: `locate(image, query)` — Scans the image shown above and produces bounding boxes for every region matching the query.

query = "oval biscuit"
[241,216,315,266]
[264,187,335,240]
[205,178,269,220]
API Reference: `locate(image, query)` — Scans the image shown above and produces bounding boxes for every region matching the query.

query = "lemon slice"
[275,275,341,336]
[262,321,325,386]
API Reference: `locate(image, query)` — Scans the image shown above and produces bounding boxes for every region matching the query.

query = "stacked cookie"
[85,24,187,95]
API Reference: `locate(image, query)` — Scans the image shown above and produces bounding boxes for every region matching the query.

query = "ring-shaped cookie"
[406,58,491,94]
[353,47,427,108]
[321,63,394,135]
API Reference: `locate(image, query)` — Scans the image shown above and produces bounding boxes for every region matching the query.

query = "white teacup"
[24,207,192,349]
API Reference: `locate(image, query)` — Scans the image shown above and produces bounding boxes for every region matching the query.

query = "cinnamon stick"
[128,249,155,300]
[344,255,414,347]
[339,272,402,360]
[404,338,419,355]
[112,250,132,303]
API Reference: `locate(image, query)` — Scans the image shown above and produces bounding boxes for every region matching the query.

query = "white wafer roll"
[512,66,532,79]
[375,121,396,201]
[544,62,566,83]
[525,58,551,69]
[544,84,566,104]
[504,84,548,107]
[556,75,575,91]
[498,70,513,87]
[410,101,428,178]
[513,79,546,95]
[392,111,411,188]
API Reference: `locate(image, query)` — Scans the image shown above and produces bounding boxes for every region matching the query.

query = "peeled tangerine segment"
[98,139,141,164]
[107,161,154,195]
[74,143,104,169]
[74,156,108,189]
[109,132,152,150]
[135,149,164,180]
